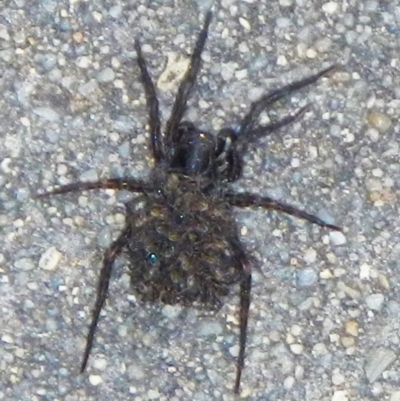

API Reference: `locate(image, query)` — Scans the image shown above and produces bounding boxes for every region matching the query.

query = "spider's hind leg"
[80,225,132,372]
[226,191,341,231]
[35,178,148,198]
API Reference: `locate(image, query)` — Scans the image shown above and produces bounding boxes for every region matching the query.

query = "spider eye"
[147,253,159,264]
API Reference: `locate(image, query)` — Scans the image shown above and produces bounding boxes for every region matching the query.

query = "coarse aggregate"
[1,0,400,400]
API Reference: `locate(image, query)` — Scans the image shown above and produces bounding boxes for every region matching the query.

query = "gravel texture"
[1,0,400,400]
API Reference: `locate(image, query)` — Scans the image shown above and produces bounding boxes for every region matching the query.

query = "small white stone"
[320,269,333,279]
[332,371,345,385]
[322,1,339,14]
[290,343,304,355]
[329,231,347,246]
[38,247,62,271]
[147,389,161,399]
[365,293,384,311]
[332,390,348,401]
[235,68,248,80]
[283,375,295,389]
[303,248,317,264]
[76,55,91,68]
[291,158,300,167]
[359,263,370,280]
[1,334,14,344]
[306,48,317,58]
[390,391,400,401]
[92,357,107,371]
[279,0,293,6]
[89,374,103,386]
[277,55,288,66]
[239,17,251,30]
[157,53,190,92]
[291,324,302,337]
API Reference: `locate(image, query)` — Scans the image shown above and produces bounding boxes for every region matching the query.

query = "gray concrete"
[1,0,399,400]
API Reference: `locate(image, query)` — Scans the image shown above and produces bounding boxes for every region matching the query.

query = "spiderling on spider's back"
[36,11,341,394]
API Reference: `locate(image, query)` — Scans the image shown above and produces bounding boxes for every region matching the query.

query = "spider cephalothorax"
[37,11,340,394]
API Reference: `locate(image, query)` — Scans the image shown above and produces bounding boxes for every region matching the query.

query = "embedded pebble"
[97,67,115,83]
[332,371,345,385]
[38,247,62,271]
[109,5,122,18]
[157,54,190,92]
[367,111,392,132]
[197,320,223,336]
[238,17,251,30]
[290,343,304,355]
[78,79,99,97]
[332,390,348,401]
[283,375,295,389]
[296,268,318,287]
[0,24,10,40]
[92,358,107,371]
[303,248,317,264]
[14,257,35,271]
[76,56,91,68]
[341,336,355,348]
[295,365,304,380]
[79,169,99,182]
[279,0,293,6]
[89,374,103,385]
[390,391,400,401]
[127,363,146,380]
[290,325,302,337]
[161,304,182,319]
[365,348,397,383]
[37,53,57,71]
[45,317,58,331]
[1,334,14,344]
[147,388,161,399]
[365,293,384,311]
[33,107,60,122]
[320,269,333,279]
[329,231,347,246]
[359,263,370,279]
[344,321,359,337]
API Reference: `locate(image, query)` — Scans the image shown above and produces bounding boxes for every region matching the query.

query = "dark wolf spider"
[36,11,340,394]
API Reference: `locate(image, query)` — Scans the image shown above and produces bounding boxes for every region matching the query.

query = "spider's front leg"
[214,66,338,182]
[165,11,212,147]
[134,39,164,164]
[238,65,338,139]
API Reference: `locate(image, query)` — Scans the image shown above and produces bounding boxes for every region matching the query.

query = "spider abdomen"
[127,170,242,308]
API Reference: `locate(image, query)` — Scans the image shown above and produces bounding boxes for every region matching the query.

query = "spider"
[36,11,340,395]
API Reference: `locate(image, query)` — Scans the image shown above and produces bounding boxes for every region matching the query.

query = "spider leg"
[242,104,310,144]
[134,39,164,163]
[226,192,341,231]
[35,178,148,198]
[239,65,338,136]
[165,11,212,145]
[215,105,310,182]
[234,251,252,394]
[80,225,131,372]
